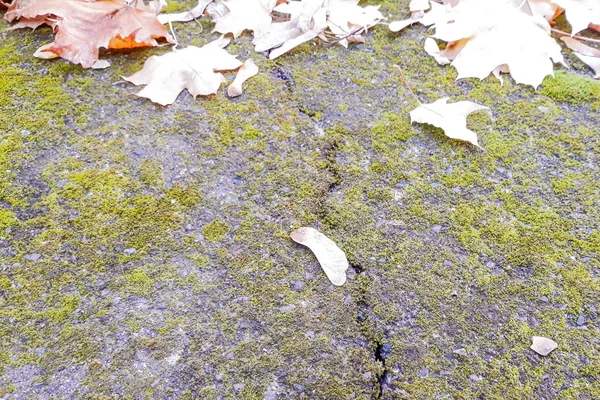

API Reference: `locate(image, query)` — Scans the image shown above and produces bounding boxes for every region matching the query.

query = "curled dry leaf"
[290,227,348,286]
[123,40,245,106]
[227,59,259,97]
[531,336,558,356]
[410,98,491,149]
[255,0,327,59]
[560,36,600,78]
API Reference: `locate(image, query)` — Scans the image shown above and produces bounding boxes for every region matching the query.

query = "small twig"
[551,28,600,44]
[168,21,179,49]
[393,65,421,105]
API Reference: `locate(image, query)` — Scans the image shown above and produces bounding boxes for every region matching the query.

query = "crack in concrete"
[312,132,388,399]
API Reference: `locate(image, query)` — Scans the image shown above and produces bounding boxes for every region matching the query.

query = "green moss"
[167,183,202,207]
[241,124,261,140]
[163,0,198,14]
[371,112,414,150]
[138,159,164,187]
[540,71,600,106]
[203,219,231,242]
[124,268,155,295]
[47,295,80,323]
[0,208,17,235]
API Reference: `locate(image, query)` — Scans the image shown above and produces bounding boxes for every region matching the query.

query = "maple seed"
[290,227,349,286]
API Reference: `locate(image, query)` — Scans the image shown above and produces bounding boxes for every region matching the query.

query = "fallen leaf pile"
[2,0,385,105]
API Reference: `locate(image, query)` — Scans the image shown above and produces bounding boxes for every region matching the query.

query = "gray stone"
[24,253,41,261]
[279,304,296,313]
[453,348,468,356]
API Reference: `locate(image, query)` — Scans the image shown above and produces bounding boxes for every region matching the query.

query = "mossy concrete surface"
[1,0,599,399]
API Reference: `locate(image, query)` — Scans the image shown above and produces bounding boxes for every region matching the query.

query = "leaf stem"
[393,65,421,105]
[551,28,600,44]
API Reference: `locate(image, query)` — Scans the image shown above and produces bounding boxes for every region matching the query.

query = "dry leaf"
[227,59,259,97]
[290,227,348,286]
[560,36,600,78]
[255,0,327,59]
[6,0,174,68]
[410,98,491,148]
[552,0,600,35]
[158,0,213,24]
[531,336,558,356]
[212,0,274,38]
[325,0,384,48]
[425,0,565,88]
[123,41,243,106]
[389,0,445,32]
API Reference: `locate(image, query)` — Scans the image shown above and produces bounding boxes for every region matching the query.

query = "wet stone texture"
[1,0,600,399]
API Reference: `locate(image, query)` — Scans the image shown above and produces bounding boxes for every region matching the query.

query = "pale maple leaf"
[123,39,257,106]
[410,98,491,149]
[212,0,274,38]
[425,0,565,88]
[6,0,174,68]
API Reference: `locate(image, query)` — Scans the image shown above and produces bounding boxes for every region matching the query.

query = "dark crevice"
[324,140,341,192]
[315,139,341,220]
[374,342,391,399]
[350,263,364,275]
[270,66,294,91]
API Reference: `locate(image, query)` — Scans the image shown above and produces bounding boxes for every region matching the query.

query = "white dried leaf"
[290,227,348,286]
[123,41,243,106]
[410,98,491,148]
[530,336,558,356]
[428,0,566,88]
[212,0,274,38]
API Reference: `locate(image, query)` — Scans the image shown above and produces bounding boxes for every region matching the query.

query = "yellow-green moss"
[541,71,600,107]
[202,219,231,242]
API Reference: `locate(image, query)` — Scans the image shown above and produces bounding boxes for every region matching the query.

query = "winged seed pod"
[290,227,349,286]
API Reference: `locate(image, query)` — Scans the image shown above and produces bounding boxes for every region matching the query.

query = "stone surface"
[0,1,599,399]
